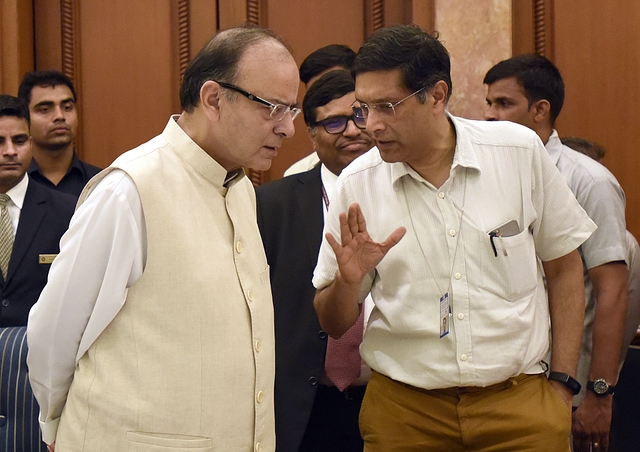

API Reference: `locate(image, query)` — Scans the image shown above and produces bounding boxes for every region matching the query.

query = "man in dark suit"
[0,95,75,327]
[256,70,373,452]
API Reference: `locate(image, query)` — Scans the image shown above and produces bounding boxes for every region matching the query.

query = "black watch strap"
[548,371,582,395]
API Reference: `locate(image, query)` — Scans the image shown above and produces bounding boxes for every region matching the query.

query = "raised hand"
[326,203,406,285]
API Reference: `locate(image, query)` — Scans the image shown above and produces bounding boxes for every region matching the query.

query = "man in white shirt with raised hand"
[313,24,595,452]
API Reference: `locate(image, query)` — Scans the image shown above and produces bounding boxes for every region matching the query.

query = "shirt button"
[256,391,264,403]
[449,229,456,237]
[457,313,465,320]
[460,354,468,361]
[454,272,461,280]
[255,442,262,452]
[236,241,243,253]
[247,290,254,302]
[438,192,445,199]
[254,340,261,352]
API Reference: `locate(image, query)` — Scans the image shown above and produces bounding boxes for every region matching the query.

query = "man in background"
[18,70,100,196]
[485,54,628,452]
[27,26,300,451]
[257,70,372,452]
[560,135,640,452]
[0,95,74,327]
[284,44,356,177]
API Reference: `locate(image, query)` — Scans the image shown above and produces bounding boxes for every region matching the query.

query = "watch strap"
[587,379,616,395]
[548,371,582,395]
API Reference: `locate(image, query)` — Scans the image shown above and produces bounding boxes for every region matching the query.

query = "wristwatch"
[548,371,582,395]
[587,378,616,396]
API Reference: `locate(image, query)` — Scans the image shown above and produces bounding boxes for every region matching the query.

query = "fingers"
[325,232,341,257]
[347,203,364,237]
[380,226,407,253]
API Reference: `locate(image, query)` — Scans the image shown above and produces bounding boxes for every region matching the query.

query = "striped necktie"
[0,194,14,280]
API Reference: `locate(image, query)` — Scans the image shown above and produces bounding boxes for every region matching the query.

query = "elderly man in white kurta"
[27,26,300,452]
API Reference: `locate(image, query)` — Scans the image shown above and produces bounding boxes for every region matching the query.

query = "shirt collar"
[5,174,28,209]
[162,115,245,191]
[544,129,562,165]
[389,112,481,186]
[27,151,84,177]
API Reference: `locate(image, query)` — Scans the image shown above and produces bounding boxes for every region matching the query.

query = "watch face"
[593,379,609,394]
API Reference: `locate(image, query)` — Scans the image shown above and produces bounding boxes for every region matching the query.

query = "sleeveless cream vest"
[56,119,275,452]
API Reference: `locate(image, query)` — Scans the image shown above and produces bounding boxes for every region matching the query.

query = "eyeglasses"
[315,114,367,134]
[216,81,301,121]
[352,86,427,122]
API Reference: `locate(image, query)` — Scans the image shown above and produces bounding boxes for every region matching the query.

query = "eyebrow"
[33,97,75,109]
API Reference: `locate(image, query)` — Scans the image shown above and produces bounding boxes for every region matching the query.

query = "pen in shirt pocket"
[488,220,519,257]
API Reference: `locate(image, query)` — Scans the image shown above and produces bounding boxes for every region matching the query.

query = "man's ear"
[531,99,551,125]
[200,80,222,120]
[308,126,318,148]
[431,80,449,112]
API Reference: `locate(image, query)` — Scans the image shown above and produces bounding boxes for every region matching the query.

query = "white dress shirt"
[314,115,596,390]
[4,173,28,232]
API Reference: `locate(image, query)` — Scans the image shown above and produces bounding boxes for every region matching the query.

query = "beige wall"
[434,0,512,120]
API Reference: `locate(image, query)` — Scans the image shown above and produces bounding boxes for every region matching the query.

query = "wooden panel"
[189,0,218,54]
[76,0,181,168]
[0,0,34,95]
[512,0,534,55]
[34,0,62,70]
[263,0,368,182]
[218,0,246,29]
[553,0,640,238]
[411,0,435,33]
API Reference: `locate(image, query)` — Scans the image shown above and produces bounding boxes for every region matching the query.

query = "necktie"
[0,194,14,280]
[324,308,365,391]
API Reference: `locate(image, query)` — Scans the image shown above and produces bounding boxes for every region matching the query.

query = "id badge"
[439,292,450,338]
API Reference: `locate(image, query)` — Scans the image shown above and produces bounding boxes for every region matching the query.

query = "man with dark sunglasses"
[256,69,372,452]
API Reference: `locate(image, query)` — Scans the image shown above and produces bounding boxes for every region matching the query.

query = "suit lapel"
[7,183,47,282]
[294,165,325,264]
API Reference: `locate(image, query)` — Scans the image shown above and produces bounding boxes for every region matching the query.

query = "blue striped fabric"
[0,327,47,452]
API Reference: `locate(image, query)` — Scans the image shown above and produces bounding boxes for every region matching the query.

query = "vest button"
[256,391,264,403]
[1,299,9,307]
[254,340,261,352]
[254,442,262,452]
[247,290,254,302]
[318,330,327,339]
[236,241,243,253]
[308,376,318,386]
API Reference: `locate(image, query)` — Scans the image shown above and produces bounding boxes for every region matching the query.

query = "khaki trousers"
[360,371,571,452]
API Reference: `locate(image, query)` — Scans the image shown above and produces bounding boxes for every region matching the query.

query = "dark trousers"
[298,385,365,452]
[610,346,640,451]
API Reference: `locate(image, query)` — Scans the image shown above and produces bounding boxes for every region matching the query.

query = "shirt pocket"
[479,227,538,301]
[126,432,213,451]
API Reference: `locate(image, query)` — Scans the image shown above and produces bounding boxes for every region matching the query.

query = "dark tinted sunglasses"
[315,115,367,134]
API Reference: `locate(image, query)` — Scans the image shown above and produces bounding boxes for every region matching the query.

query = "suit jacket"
[256,165,327,452]
[0,179,76,326]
